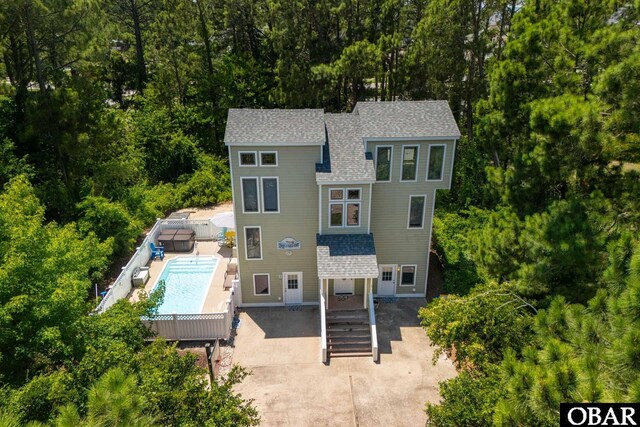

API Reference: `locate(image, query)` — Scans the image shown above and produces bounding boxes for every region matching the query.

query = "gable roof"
[316,234,379,278]
[355,100,461,139]
[224,108,326,145]
[315,114,375,183]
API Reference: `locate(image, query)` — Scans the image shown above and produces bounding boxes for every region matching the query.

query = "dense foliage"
[1,0,639,424]
[420,0,640,425]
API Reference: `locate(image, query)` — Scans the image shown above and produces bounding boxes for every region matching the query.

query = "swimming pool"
[152,257,218,314]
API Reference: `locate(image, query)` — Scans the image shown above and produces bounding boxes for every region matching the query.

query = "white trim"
[259,151,278,167]
[367,184,372,234]
[399,264,417,287]
[320,145,323,163]
[346,188,361,200]
[328,202,344,228]
[393,294,427,299]
[238,151,257,167]
[319,273,378,280]
[316,180,376,185]
[329,188,345,200]
[241,177,260,214]
[449,139,457,190]
[407,194,427,229]
[345,202,361,227]
[425,188,437,298]
[374,145,393,182]
[364,136,461,142]
[282,271,303,304]
[260,176,280,213]
[244,226,263,260]
[426,144,447,182]
[228,146,240,281]
[400,144,420,182]
[239,301,318,307]
[252,273,271,296]
[226,141,325,147]
[318,184,322,234]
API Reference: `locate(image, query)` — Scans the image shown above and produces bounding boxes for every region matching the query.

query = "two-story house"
[224,101,459,357]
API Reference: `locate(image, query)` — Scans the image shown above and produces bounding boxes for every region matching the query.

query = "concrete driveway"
[232,299,456,427]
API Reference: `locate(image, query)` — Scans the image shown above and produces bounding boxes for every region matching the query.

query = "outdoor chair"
[150,242,165,261]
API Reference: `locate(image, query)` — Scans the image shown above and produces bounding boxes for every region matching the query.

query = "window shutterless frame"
[406,195,427,229]
[241,177,260,213]
[260,176,280,213]
[238,151,257,167]
[328,202,344,228]
[375,145,393,182]
[400,145,419,182]
[426,144,446,182]
[244,226,263,260]
[252,273,270,296]
[345,202,361,227]
[399,265,417,286]
[259,151,278,167]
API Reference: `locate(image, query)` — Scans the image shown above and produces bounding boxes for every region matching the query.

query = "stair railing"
[368,290,379,362]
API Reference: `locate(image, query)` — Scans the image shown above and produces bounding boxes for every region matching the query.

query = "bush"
[176,155,231,207]
[77,196,142,256]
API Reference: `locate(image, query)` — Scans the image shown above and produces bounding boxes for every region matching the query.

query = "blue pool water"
[152,257,218,314]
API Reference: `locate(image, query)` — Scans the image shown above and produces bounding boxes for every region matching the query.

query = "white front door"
[334,278,355,295]
[283,272,303,304]
[377,265,396,296]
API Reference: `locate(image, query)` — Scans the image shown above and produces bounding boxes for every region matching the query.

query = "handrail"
[320,286,328,363]
[368,291,379,362]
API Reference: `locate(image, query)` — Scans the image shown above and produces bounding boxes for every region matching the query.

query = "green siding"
[367,139,456,296]
[230,145,321,304]
[320,184,371,234]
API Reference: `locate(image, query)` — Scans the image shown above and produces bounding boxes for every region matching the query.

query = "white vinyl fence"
[143,291,236,341]
[95,218,224,314]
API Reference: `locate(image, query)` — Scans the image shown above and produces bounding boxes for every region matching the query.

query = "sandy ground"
[231,300,456,427]
[176,201,234,219]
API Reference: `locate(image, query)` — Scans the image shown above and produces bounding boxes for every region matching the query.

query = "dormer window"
[375,146,392,181]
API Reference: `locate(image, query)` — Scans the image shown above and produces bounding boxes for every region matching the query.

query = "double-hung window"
[253,273,270,295]
[400,265,416,286]
[407,195,426,229]
[401,145,419,181]
[375,146,393,181]
[244,226,262,259]
[329,188,361,227]
[427,145,445,181]
[241,178,259,213]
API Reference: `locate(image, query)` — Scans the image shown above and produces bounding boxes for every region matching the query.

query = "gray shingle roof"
[316,114,375,183]
[355,101,461,139]
[316,234,379,278]
[224,108,326,145]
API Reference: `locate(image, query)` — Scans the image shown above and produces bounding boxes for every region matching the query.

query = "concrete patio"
[232,299,456,426]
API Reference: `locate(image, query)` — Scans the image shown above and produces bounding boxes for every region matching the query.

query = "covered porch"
[316,233,379,310]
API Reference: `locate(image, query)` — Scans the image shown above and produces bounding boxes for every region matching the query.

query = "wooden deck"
[327,294,365,311]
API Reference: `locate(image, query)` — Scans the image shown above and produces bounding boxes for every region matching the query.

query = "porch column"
[364,278,369,309]
[324,279,329,309]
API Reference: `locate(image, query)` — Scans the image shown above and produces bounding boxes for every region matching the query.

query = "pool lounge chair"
[150,242,165,261]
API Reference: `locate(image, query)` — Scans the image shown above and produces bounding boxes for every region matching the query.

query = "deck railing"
[368,291,379,362]
[320,283,328,363]
[95,218,224,314]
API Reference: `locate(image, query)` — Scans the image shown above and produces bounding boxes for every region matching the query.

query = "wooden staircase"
[325,309,372,357]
